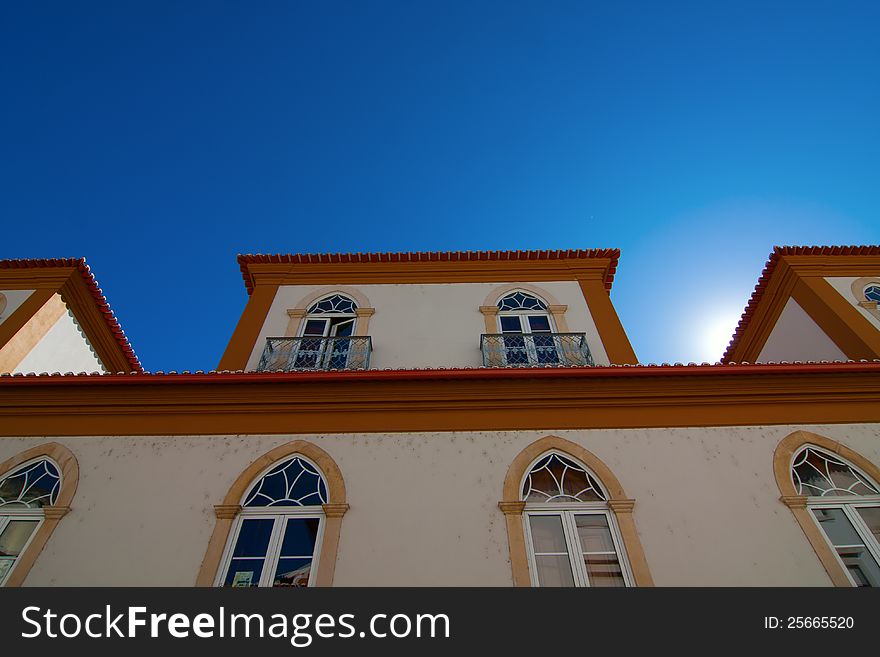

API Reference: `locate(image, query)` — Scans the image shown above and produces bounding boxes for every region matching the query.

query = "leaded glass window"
[0,458,60,585]
[792,446,880,587]
[307,294,357,315]
[864,285,880,303]
[218,456,328,588]
[497,291,548,312]
[521,451,631,588]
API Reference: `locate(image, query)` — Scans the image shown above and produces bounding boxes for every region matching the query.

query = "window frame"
[214,507,326,588]
[496,291,559,366]
[519,450,634,588]
[0,455,63,587]
[806,495,880,587]
[213,452,330,588]
[295,295,359,370]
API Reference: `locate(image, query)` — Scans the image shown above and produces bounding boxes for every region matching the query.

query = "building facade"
[1,247,879,587]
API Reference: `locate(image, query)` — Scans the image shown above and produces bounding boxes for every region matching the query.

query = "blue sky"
[1,2,877,370]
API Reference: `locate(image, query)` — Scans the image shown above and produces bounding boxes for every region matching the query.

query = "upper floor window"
[496,291,559,365]
[793,446,880,586]
[0,458,60,585]
[864,284,880,303]
[217,456,328,587]
[521,451,632,587]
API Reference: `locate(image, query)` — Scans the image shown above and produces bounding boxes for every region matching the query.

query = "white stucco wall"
[4,422,878,587]
[757,298,847,362]
[245,282,610,370]
[826,276,880,331]
[13,307,106,374]
[0,289,34,324]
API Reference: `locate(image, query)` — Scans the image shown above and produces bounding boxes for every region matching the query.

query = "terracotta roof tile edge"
[720,245,880,363]
[236,248,621,295]
[0,257,143,372]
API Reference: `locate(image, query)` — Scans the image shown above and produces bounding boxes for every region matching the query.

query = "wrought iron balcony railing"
[256,336,372,372]
[480,333,594,367]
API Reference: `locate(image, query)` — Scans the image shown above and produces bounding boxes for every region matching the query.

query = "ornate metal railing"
[256,336,372,372]
[480,333,593,367]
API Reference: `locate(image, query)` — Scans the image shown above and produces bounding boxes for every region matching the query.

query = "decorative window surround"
[284,287,375,337]
[480,284,569,334]
[196,440,348,587]
[851,277,880,321]
[0,443,78,587]
[498,435,653,587]
[774,430,880,587]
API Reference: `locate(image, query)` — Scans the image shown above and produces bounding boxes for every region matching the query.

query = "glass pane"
[224,559,265,587]
[574,514,616,553]
[330,318,354,337]
[812,508,864,547]
[499,316,523,333]
[793,448,878,496]
[835,547,880,587]
[0,558,14,582]
[856,507,880,544]
[244,458,328,507]
[302,320,327,336]
[0,519,39,556]
[534,555,575,587]
[273,557,313,587]
[584,555,626,587]
[279,518,320,557]
[0,460,61,508]
[528,515,569,554]
[527,315,551,332]
[231,518,275,557]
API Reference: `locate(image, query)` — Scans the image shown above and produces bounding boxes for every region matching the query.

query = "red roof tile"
[236,249,621,295]
[0,258,142,372]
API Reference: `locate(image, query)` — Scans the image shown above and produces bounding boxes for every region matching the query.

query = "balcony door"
[496,292,559,365]
[295,316,356,369]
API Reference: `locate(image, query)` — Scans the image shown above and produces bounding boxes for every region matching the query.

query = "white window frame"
[0,456,61,587]
[496,292,558,366]
[295,296,358,370]
[215,454,328,588]
[214,508,325,588]
[808,495,880,587]
[0,512,44,587]
[520,450,633,587]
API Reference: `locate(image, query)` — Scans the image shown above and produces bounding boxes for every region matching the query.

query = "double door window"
[498,314,559,365]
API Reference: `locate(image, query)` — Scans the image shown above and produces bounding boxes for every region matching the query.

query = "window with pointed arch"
[216,456,329,587]
[496,291,559,365]
[791,446,880,586]
[0,458,61,585]
[295,294,358,369]
[521,451,633,587]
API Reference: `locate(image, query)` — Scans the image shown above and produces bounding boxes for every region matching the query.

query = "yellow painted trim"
[773,430,880,587]
[218,284,279,371]
[500,435,653,587]
[196,440,347,587]
[0,443,79,587]
[0,293,67,373]
[851,277,880,324]
[577,278,638,364]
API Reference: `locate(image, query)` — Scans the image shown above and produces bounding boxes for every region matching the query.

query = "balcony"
[480,333,594,367]
[256,336,372,372]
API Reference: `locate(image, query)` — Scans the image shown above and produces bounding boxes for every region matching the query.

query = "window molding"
[0,442,78,587]
[196,440,348,587]
[773,430,880,587]
[285,287,375,337]
[480,284,569,333]
[498,435,653,586]
[850,277,880,320]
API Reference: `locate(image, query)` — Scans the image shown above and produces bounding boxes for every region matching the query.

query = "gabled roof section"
[722,245,880,363]
[237,249,620,295]
[0,258,142,372]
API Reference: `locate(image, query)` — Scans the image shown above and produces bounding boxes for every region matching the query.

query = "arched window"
[0,458,61,585]
[864,284,880,303]
[294,294,358,369]
[521,451,633,587]
[216,456,329,587]
[496,291,559,365]
[791,446,880,586]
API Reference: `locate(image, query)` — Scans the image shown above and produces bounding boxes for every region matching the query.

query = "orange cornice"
[0,259,141,372]
[236,249,620,294]
[0,362,878,436]
[722,246,880,364]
